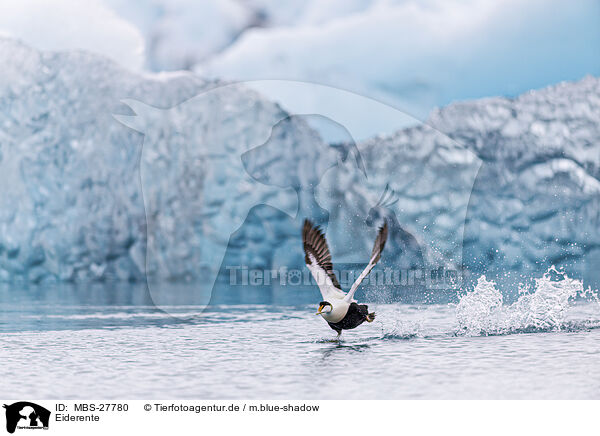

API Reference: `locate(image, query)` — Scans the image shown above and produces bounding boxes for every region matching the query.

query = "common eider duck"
[302,219,388,337]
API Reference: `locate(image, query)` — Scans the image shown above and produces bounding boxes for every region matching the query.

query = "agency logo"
[113,80,480,314]
[3,402,50,434]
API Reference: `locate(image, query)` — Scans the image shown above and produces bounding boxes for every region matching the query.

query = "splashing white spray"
[455,275,503,336]
[456,267,587,336]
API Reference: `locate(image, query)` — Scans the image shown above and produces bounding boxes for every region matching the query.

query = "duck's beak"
[316,304,325,315]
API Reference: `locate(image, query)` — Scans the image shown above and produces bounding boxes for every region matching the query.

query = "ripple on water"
[1,269,600,399]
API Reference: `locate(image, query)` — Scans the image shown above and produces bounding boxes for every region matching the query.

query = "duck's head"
[316,301,333,316]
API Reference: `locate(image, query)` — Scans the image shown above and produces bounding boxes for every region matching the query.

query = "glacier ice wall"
[0,38,323,283]
[1,37,599,293]
[332,76,600,292]
[429,77,600,288]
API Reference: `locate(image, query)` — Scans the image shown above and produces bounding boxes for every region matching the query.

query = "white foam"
[456,266,591,336]
[456,275,503,336]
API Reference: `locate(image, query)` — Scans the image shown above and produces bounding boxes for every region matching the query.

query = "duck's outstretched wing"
[302,219,345,300]
[344,221,388,302]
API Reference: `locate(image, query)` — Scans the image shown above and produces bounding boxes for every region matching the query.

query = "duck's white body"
[305,261,351,323]
[320,296,351,323]
[302,219,388,333]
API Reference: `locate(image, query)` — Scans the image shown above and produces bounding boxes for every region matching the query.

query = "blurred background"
[1,0,598,122]
[0,0,599,301]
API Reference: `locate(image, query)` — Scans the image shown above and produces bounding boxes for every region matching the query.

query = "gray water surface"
[1,284,600,399]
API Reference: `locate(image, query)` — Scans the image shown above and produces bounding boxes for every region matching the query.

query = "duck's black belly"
[327,302,369,333]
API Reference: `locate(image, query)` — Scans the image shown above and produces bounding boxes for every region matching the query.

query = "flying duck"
[302,219,388,337]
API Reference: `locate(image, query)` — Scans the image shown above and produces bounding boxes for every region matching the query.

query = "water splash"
[456,275,503,336]
[456,267,591,336]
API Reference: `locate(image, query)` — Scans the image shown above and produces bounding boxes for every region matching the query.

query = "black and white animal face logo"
[3,402,50,434]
